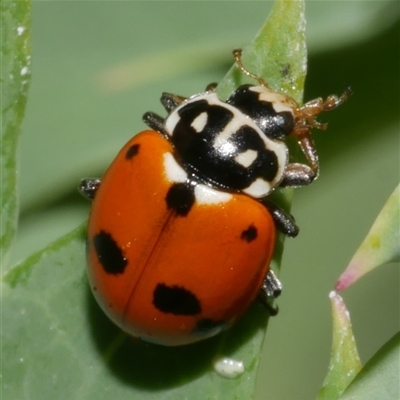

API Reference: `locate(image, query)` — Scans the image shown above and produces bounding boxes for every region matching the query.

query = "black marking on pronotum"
[153,283,201,315]
[227,84,295,140]
[125,143,140,160]
[165,183,195,216]
[241,224,258,242]
[93,230,128,274]
[171,99,280,190]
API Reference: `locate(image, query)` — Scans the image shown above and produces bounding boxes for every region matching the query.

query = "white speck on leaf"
[213,356,245,379]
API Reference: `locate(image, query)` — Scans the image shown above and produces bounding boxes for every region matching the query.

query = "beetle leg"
[160,92,187,112]
[79,178,101,200]
[297,87,352,121]
[288,87,352,182]
[279,162,317,188]
[205,82,218,92]
[261,198,299,237]
[142,112,169,139]
[160,83,217,113]
[257,269,282,316]
[262,269,282,298]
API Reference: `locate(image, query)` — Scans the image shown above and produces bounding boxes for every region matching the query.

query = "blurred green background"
[11,2,399,399]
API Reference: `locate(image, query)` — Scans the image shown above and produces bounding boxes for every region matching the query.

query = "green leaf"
[317,292,362,400]
[2,1,307,398]
[217,0,306,103]
[336,184,400,291]
[1,0,31,265]
[339,333,400,400]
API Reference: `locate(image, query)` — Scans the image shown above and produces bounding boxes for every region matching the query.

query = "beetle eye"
[266,110,295,140]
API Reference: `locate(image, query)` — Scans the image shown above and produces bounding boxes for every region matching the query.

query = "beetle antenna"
[233,49,269,88]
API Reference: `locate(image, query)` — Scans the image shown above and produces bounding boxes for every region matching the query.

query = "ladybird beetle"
[80,50,351,346]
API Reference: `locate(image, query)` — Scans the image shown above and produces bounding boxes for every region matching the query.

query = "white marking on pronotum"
[164,111,180,137]
[190,111,208,133]
[163,153,187,183]
[165,92,217,135]
[243,177,271,198]
[250,86,294,115]
[234,149,258,168]
[195,184,232,205]
[213,356,245,379]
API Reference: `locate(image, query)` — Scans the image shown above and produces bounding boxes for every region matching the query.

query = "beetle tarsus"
[79,178,101,200]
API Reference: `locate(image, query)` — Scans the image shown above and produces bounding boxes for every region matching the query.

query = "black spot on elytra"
[194,318,229,336]
[165,183,195,216]
[125,143,140,160]
[241,224,258,242]
[93,230,127,274]
[153,283,201,315]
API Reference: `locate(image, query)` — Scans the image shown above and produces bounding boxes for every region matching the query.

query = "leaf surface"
[1,0,31,264]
